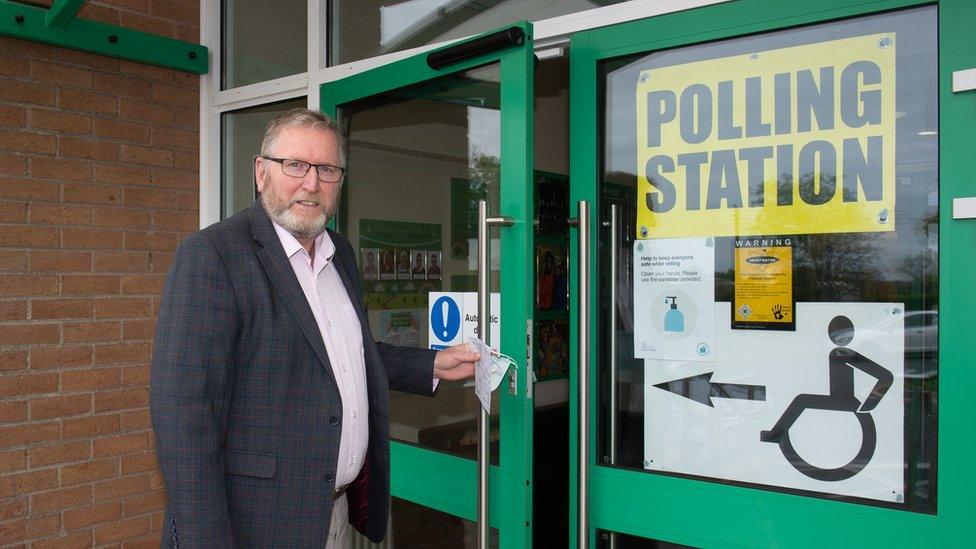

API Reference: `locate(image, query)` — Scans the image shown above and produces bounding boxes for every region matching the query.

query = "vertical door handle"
[570,200,592,549]
[477,199,514,549]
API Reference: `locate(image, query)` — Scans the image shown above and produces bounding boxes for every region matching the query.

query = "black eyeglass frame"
[258,155,346,183]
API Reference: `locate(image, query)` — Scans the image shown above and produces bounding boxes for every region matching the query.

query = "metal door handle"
[571,200,591,549]
[477,199,514,549]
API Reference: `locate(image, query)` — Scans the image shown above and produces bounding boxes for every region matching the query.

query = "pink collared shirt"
[271,222,368,488]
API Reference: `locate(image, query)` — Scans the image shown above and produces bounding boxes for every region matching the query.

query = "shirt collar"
[270,220,336,266]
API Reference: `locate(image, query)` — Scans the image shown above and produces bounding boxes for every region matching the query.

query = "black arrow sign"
[653,372,766,407]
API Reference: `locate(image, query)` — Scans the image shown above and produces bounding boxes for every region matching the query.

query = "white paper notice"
[633,237,716,361]
[644,302,905,502]
[469,337,494,413]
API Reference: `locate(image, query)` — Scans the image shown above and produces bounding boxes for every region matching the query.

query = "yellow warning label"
[636,34,896,239]
[733,236,793,329]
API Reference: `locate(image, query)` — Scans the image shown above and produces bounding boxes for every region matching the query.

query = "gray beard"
[259,188,331,241]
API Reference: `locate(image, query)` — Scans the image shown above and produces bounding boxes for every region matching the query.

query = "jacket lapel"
[249,201,337,386]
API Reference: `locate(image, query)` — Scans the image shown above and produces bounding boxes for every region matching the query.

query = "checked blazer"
[150,200,437,548]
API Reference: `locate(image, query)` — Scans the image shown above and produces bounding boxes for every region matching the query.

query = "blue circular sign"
[431,296,461,343]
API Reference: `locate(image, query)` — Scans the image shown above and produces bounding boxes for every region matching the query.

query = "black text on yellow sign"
[636,34,896,239]
[733,236,794,331]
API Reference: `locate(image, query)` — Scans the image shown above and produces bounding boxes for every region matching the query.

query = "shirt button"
[330,415,340,426]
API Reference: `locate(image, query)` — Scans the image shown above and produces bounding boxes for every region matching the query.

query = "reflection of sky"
[603,7,939,275]
[380,0,454,46]
[468,107,501,159]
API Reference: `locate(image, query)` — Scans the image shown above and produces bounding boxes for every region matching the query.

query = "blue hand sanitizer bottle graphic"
[664,296,684,333]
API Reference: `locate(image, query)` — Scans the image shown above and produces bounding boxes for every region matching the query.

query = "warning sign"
[733,236,795,330]
[636,34,896,239]
[644,302,904,502]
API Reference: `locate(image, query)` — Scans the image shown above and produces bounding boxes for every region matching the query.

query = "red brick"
[121,59,196,86]
[176,23,200,43]
[94,341,151,365]
[0,104,27,126]
[0,422,61,447]
[0,400,27,422]
[76,3,120,25]
[0,469,58,496]
[93,515,150,544]
[57,88,119,116]
[29,156,91,181]
[29,108,91,134]
[151,0,197,22]
[120,10,175,37]
[30,485,92,514]
[151,251,174,272]
[119,98,173,125]
[0,275,59,297]
[93,252,150,273]
[149,471,165,490]
[61,274,120,295]
[30,60,93,88]
[0,372,58,397]
[120,275,165,295]
[0,79,55,106]
[0,250,27,272]
[63,181,122,206]
[124,187,194,210]
[173,105,199,131]
[93,432,149,457]
[122,319,156,340]
[60,48,120,71]
[0,497,26,521]
[0,350,28,372]
[0,128,56,154]
[120,410,151,433]
[120,450,156,474]
[150,126,196,151]
[0,324,60,345]
[61,458,119,486]
[0,513,60,545]
[120,365,149,387]
[0,300,27,321]
[62,366,120,391]
[93,73,151,99]
[28,440,90,467]
[125,231,180,252]
[32,530,93,549]
[58,136,120,161]
[94,163,150,186]
[63,500,121,530]
[94,297,150,319]
[93,117,150,143]
[30,346,92,370]
[93,386,149,412]
[0,153,27,175]
[0,55,28,78]
[94,473,150,503]
[31,298,93,320]
[29,250,92,273]
[150,82,195,108]
[0,200,27,223]
[0,177,61,202]
[63,320,120,343]
[0,225,59,248]
[0,449,28,473]
[63,413,121,439]
[149,167,196,189]
[29,203,92,225]
[173,148,198,171]
[93,207,150,230]
[62,227,123,249]
[0,36,60,61]
[30,394,92,419]
[120,144,173,168]
[122,489,166,517]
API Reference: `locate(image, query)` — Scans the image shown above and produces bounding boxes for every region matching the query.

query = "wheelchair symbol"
[760,315,894,482]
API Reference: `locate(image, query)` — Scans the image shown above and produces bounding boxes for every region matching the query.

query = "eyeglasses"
[260,156,346,183]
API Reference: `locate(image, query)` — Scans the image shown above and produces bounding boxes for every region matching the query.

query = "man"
[150,108,478,548]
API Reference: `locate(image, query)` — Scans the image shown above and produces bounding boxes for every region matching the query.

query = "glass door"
[320,23,535,548]
[570,0,975,546]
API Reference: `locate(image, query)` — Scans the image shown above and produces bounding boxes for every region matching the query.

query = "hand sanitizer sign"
[633,238,716,361]
[428,292,463,350]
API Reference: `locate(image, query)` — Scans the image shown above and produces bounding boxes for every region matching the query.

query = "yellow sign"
[733,236,794,330]
[636,34,896,239]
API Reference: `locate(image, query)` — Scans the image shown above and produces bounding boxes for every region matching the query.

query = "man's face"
[255,125,343,241]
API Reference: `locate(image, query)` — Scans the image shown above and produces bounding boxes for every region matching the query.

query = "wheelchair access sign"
[644,302,905,502]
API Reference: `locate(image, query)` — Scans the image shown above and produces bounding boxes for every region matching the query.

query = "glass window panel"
[349,497,498,547]
[598,6,937,512]
[597,530,696,548]
[221,98,307,219]
[222,0,307,89]
[337,64,502,463]
[327,0,631,66]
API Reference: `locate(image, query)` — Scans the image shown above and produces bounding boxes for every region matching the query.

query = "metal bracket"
[953,69,976,93]
[952,197,976,219]
[0,0,208,74]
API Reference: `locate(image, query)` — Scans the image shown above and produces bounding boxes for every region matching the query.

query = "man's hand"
[433,344,479,381]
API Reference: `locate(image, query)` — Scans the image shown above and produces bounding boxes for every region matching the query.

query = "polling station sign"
[636,34,896,239]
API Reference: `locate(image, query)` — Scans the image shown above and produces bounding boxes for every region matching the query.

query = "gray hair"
[260,108,347,167]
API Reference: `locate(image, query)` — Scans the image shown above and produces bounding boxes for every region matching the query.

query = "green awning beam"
[45,0,84,29]
[0,0,208,74]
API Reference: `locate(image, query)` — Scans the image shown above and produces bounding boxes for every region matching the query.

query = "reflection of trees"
[467,152,499,213]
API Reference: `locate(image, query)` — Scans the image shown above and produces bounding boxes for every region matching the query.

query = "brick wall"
[0,1,200,547]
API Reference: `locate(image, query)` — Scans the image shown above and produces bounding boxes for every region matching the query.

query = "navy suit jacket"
[150,201,436,547]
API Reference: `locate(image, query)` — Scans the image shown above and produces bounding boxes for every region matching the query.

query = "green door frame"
[320,22,536,548]
[569,0,975,546]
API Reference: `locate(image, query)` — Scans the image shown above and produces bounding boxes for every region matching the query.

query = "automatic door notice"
[644,302,905,502]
